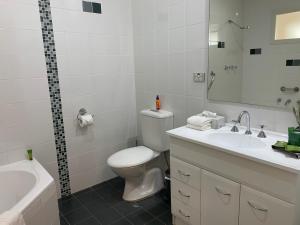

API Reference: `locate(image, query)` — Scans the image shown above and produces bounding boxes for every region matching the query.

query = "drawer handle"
[215,187,231,196]
[248,201,268,212]
[179,209,190,218]
[177,170,191,177]
[178,190,191,198]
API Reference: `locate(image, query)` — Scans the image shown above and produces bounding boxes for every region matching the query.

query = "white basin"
[207,133,266,149]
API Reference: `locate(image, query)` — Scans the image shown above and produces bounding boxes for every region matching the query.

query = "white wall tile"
[186,23,208,51]
[168,1,185,29]
[169,27,185,53]
[186,0,208,25]
[168,53,185,95]
[0,3,41,30]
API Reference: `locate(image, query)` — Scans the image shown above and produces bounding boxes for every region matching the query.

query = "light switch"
[193,72,205,83]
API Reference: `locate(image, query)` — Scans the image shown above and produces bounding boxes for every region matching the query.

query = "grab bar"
[280,86,299,93]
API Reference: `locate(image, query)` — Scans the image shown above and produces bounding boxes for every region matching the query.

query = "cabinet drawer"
[171,179,200,210]
[171,157,201,190]
[239,186,295,225]
[172,198,200,225]
[201,170,240,225]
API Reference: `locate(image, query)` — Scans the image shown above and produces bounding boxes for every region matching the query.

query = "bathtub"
[0,159,60,225]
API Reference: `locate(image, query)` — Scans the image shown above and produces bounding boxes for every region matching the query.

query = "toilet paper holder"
[77,108,94,120]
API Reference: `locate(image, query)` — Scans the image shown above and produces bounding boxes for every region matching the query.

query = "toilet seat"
[107,146,154,168]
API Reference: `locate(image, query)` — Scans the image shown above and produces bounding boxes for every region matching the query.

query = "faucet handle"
[259,124,265,129]
[231,120,239,132]
[257,124,267,138]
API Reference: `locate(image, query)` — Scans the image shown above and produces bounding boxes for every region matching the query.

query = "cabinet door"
[201,170,240,225]
[239,186,295,225]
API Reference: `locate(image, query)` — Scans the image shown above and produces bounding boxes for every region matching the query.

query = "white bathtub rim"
[0,159,55,214]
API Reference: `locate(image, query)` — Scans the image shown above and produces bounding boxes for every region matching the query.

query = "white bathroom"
[0,0,300,224]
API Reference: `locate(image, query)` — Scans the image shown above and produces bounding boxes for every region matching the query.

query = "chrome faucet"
[237,111,252,135]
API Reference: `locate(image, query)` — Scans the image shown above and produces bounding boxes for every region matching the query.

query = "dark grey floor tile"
[74,187,94,196]
[64,207,92,224]
[111,218,132,225]
[126,209,154,225]
[93,181,113,193]
[143,201,169,217]
[58,178,171,225]
[75,217,101,225]
[157,210,172,225]
[59,197,84,214]
[113,200,141,216]
[60,215,69,225]
[108,177,125,192]
[86,201,122,224]
[96,189,123,206]
[75,189,103,205]
[84,197,109,210]
[146,219,164,225]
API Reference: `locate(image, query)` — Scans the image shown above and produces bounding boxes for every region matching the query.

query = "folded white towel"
[187,124,211,131]
[0,211,26,225]
[187,115,212,127]
[200,111,217,118]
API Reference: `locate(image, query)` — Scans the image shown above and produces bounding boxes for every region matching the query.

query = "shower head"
[228,19,250,30]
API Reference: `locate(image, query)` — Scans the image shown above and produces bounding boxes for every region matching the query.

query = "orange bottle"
[156,95,160,111]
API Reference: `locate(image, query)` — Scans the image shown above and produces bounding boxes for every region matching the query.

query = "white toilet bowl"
[107,146,164,201]
[107,109,173,202]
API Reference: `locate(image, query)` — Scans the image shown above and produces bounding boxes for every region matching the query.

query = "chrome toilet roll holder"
[77,108,94,120]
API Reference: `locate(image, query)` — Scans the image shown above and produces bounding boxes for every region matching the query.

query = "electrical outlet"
[193,72,205,83]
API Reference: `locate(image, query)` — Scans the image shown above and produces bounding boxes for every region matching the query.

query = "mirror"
[208,0,300,108]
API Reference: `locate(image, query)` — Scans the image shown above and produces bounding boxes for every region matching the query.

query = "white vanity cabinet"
[167,127,300,225]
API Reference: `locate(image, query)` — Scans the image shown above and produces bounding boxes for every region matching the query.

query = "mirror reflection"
[208,0,300,108]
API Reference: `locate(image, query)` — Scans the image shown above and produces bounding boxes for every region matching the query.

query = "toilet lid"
[107,146,154,168]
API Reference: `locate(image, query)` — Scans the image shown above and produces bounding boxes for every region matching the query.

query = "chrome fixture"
[292,107,300,128]
[257,125,267,138]
[208,71,216,92]
[228,19,250,30]
[224,65,238,71]
[284,99,292,106]
[280,86,299,94]
[231,120,239,132]
[276,98,282,104]
[237,111,252,135]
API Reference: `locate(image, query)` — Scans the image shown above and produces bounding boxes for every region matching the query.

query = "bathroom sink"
[207,133,266,149]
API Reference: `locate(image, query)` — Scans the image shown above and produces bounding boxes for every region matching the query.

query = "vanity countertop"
[167,125,300,174]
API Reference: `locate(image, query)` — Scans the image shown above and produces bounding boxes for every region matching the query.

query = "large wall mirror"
[208,0,300,108]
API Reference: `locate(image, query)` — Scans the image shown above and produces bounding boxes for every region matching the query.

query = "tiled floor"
[59,177,172,225]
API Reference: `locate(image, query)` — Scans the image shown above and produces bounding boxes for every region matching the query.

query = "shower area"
[0,0,137,197]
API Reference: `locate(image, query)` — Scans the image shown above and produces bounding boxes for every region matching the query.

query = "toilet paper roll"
[78,114,94,128]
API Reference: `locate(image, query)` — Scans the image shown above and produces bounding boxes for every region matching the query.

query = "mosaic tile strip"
[38,0,71,197]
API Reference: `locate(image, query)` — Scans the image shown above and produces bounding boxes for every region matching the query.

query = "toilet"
[107,109,173,201]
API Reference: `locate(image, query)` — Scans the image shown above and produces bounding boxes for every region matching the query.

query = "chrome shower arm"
[228,19,250,30]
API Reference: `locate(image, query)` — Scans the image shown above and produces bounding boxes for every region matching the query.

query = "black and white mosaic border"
[38,0,71,197]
